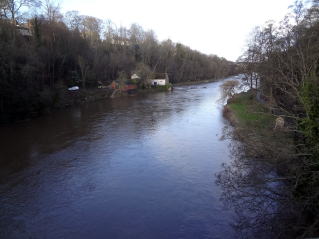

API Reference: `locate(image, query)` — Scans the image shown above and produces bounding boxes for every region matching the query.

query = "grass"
[224,91,295,159]
[227,91,275,130]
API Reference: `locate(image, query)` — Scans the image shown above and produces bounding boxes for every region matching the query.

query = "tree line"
[239,0,319,237]
[0,0,237,122]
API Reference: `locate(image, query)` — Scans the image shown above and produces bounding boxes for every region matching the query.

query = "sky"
[61,0,296,61]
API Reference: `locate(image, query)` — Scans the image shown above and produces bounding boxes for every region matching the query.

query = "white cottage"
[149,73,169,86]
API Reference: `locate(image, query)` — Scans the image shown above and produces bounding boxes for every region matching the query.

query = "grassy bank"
[224,91,274,129]
[220,91,303,238]
[223,91,294,162]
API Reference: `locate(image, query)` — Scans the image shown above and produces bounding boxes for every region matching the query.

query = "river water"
[0,78,236,239]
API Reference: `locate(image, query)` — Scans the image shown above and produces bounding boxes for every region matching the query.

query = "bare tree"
[64,10,81,30]
[0,0,7,18]
[80,15,103,45]
[78,56,89,89]
[1,0,40,21]
[42,0,61,22]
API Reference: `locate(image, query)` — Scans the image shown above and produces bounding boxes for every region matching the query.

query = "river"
[0,78,236,239]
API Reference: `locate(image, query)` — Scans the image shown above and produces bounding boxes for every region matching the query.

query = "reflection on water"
[216,125,297,239]
[0,80,236,239]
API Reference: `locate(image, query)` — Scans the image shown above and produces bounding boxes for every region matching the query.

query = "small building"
[131,74,140,80]
[149,73,169,86]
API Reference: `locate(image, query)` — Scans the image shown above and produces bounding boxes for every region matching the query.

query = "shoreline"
[1,79,227,125]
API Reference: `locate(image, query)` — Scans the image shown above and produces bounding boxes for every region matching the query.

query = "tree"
[0,0,7,18]
[1,0,40,21]
[0,3,237,122]
[236,1,319,236]
[42,0,62,23]
[64,10,81,30]
[78,56,89,89]
[80,15,102,46]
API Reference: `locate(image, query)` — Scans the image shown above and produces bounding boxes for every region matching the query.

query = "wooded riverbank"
[223,1,319,236]
[220,90,314,238]
[0,83,174,124]
[0,3,238,124]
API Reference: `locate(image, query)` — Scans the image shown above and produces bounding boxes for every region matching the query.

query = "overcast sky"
[61,0,296,61]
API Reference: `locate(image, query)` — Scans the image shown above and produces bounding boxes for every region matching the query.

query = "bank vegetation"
[0,0,237,123]
[219,1,319,238]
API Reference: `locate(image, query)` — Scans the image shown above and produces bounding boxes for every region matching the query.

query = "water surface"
[0,78,235,239]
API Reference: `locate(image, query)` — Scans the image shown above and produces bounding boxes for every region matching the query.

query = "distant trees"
[0,2,237,121]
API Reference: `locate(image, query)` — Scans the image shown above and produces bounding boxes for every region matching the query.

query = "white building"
[149,73,169,86]
[131,74,140,80]
[150,79,166,86]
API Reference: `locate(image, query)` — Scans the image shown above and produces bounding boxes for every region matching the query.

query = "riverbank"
[223,91,294,163]
[221,90,301,237]
[3,76,241,124]
[1,78,227,125]
[0,88,114,124]
[0,84,174,124]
